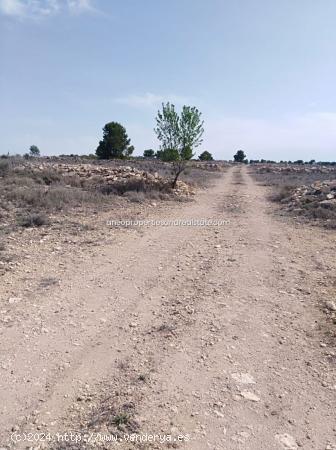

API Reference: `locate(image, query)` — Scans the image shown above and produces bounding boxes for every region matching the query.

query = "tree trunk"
[172,172,180,189]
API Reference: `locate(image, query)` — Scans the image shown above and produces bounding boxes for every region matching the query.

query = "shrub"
[7,184,98,210]
[17,212,48,228]
[0,159,9,176]
[37,170,62,185]
[269,185,293,202]
[124,191,147,203]
[308,206,336,220]
[99,178,171,196]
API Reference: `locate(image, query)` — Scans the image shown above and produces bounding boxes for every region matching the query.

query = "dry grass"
[16,212,48,228]
[0,157,220,231]
[181,166,221,188]
[98,178,172,196]
[251,166,336,228]
[252,167,336,189]
[268,185,294,202]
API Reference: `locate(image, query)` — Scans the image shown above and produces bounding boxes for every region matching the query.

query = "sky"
[0,0,336,161]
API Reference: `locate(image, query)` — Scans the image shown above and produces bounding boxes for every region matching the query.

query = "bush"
[269,185,293,202]
[17,212,48,228]
[0,159,9,176]
[7,184,99,211]
[99,178,171,196]
[32,169,62,185]
[124,191,147,203]
[307,205,336,220]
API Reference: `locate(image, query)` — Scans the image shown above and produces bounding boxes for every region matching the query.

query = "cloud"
[0,0,60,17]
[115,92,190,109]
[67,0,96,14]
[0,0,25,16]
[0,0,96,19]
[204,112,336,160]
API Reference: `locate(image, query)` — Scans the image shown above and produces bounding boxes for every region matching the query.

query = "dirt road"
[1,166,335,449]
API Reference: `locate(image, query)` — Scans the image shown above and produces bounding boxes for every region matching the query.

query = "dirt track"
[1,166,335,449]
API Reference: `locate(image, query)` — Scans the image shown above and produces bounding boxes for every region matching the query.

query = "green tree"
[154,103,180,152]
[199,151,213,161]
[160,148,180,162]
[233,149,246,163]
[29,145,40,157]
[125,145,134,158]
[96,122,131,159]
[154,103,204,187]
[180,106,204,153]
[143,149,155,158]
[180,145,193,161]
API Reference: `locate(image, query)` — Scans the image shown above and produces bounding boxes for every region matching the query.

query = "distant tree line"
[142,148,214,161]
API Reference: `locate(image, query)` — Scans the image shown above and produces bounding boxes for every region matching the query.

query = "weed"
[112,412,130,427]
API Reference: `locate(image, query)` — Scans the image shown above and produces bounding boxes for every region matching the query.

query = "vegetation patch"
[252,164,336,228]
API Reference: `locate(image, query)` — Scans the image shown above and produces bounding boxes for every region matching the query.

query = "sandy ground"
[0,166,335,450]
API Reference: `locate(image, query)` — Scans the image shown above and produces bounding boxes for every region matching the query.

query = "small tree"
[155,150,163,159]
[154,103,180,152]
[143,149,155,158]
[125,145,134,158]
[233,149,246,163]
[29,145,40,157]
[179,106,204,153]
[155,103,204,187]
[199,151,213,161]
[96,122,131,159]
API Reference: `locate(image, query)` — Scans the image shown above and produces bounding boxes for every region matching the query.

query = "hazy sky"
[1,0,336,160]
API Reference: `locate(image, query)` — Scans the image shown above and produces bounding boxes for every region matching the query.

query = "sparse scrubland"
[251,163,336,228]
[0,155,224,280]
[0,161,335,450]
[0,156,222,233]
[2,2,336,446]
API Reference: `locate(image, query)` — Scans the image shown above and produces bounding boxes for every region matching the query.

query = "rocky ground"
[10,162,194,196]
[280,180,336,222]
[0,165,335,450]
[253,163,336,176]
[0,159,207,280]
[252,164,336,228]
